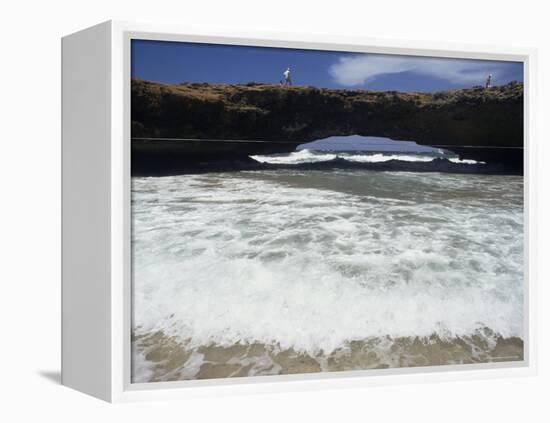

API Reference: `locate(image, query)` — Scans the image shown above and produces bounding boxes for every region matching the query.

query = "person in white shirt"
[282,67,292,86]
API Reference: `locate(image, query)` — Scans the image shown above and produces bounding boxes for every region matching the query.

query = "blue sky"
[299,135,441,152]
[132,39,523,92]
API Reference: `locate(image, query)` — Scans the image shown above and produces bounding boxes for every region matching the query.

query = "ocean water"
[131,150,524,383]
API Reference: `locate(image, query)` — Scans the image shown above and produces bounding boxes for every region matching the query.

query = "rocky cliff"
[131,78,523,171]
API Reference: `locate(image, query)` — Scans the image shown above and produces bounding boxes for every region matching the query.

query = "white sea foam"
[132,171,523,355]
[251,149,337,164]
[251,149,482,165]
[344,153,433,163]
[449,157,486,164]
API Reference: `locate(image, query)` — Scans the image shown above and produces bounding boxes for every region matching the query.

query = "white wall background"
[0,0,548,420]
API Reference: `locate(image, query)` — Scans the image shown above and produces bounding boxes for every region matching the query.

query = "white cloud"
[329,54,505,87]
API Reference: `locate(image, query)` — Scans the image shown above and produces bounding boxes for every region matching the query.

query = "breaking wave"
[251,149,483,166]
[132,170,523,381]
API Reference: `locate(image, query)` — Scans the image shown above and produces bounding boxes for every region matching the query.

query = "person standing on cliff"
[282,67,292,86]
[485,73,492,89]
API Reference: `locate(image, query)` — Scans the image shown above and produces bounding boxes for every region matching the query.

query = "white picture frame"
[61,20,537,403]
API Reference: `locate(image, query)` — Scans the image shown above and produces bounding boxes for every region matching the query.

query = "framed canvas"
[61,20,537,402]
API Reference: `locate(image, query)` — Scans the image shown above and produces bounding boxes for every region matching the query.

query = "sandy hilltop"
[131,78,523,170]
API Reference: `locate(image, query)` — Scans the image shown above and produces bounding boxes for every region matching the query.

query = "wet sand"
[132,330,523,383]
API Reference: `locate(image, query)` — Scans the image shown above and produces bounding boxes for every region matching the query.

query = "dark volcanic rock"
[131,79,523,172]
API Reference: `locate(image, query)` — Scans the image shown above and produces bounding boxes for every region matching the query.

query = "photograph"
[129,39,524,383]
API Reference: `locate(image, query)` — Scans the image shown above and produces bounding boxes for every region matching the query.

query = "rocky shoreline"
[131,79,524,173]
